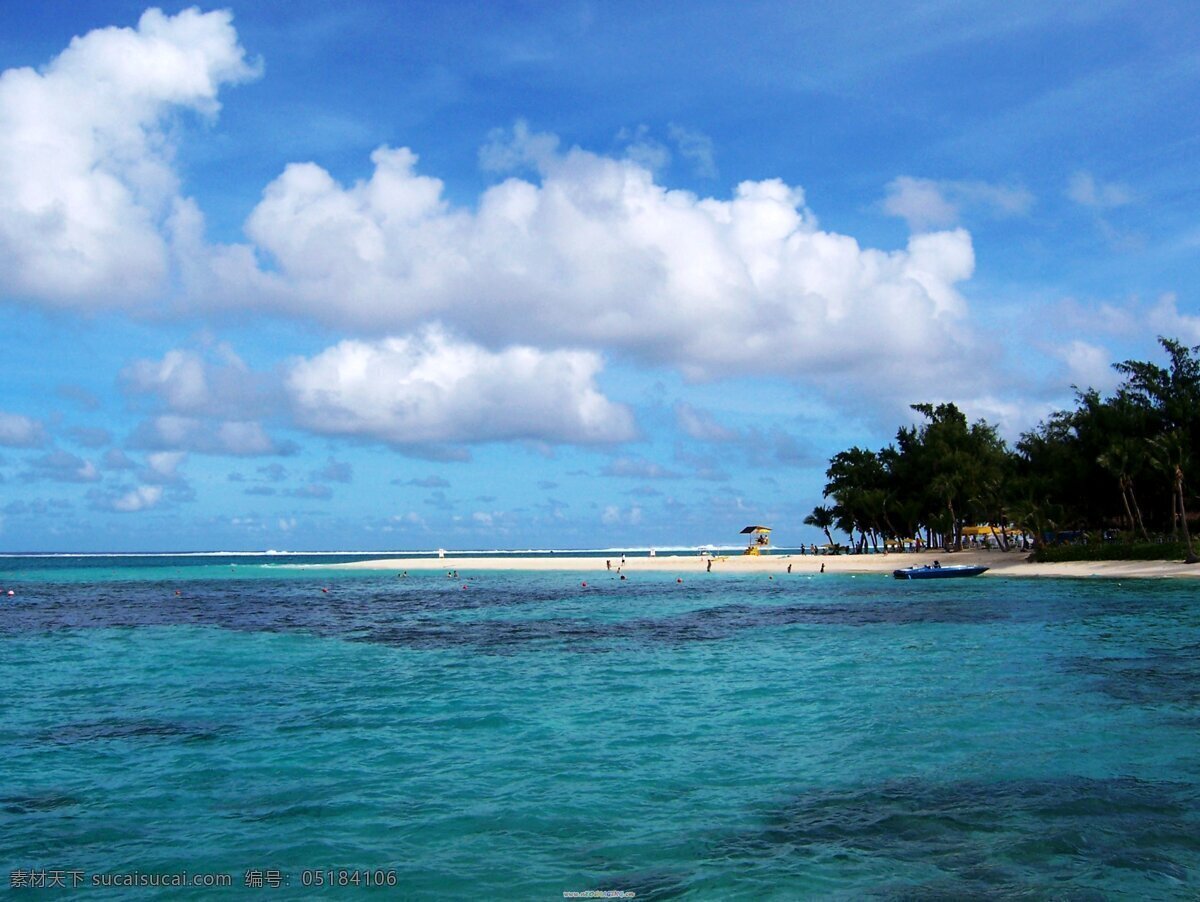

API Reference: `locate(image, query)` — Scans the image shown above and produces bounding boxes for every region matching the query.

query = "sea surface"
[1,554,1198,898]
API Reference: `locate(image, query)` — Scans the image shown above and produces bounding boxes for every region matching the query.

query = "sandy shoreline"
[335,550,1200,579]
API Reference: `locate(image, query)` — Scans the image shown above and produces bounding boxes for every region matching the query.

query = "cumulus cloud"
[883,176,1034,231]
[478,118,561,173]
[7,14,988,408]
[94,484,163,513]
[139,450,186,484]
[882,178,958,230]
[214,131,979,386]
[24,449,100,482]
[674,402,739,442]
[615,124,671,173]
[601,503,643,526]
[0,8,256,304]
[129,415,289,456]
[1147,293,1200,344]
[673,401,813,466]
[122,344,289,456]
[953,395,1060,445]
[285,327,636,449]
[122,344,275,417]
[0,412,46,447]
[1056,339,1117,392]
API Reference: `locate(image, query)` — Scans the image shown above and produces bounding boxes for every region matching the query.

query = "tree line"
[805,337,1199,563]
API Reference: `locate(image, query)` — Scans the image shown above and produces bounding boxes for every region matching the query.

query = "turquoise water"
[1,557,1198,898]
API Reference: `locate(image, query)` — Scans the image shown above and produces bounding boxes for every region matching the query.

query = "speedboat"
[892,563,988,580]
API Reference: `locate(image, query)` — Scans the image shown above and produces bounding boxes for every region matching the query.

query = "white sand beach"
[336,550,1200,579]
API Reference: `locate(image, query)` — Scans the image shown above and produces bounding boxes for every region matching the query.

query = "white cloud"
[123,349,213,412]
[0,412,46,447]
[673,402,813,467]
[616,124,670,173]
[478,119,561,173]
[1057,339,1117,392]
[214,135,978,386]
[674,402,738,442]
[668,123,717,179]
[141,450,186,484]
[122,345,287,456]
[1147,293,1200,344]
[883,177,959,230]
[122,344,274,417]
[600,456,681,480]
[130,415,287,456]
[0,8,256,304]
[5,13,988,403]
[110,485,164,513]
[471,511,497,528]
[954,395,1060,444]
[601,503,643,526]
[883,176,1034,231]
[285,327,636,448]
[1067,171,1132,209]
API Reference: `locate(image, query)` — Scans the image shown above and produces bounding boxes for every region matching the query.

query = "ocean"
[1,555,1198,898]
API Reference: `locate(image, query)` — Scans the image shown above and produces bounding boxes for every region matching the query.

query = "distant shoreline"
[335,549,1200,579]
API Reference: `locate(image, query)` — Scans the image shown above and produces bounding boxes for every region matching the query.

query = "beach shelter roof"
[961,525,1025,536]
[740,525,772,534]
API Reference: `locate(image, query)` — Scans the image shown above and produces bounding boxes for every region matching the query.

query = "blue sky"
[0,1,1197,552]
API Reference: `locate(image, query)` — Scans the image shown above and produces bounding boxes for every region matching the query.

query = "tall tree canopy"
[812,338,1198,558]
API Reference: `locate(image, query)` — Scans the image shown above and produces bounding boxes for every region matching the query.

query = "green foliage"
[802,505,836,546]
[812,338,1200,557]
[1033,541,1194,563]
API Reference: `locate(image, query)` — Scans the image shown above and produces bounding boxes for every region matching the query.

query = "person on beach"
[606,560,611,570]
[820,563,825,573]
[706,559,712,572]
[787,564,792,574]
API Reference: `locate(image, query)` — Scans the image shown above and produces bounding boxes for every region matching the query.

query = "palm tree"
[1149,432,1198,564]
[1009,497,1063,559]
[803,505,836,547]
[1097,440,1150,541]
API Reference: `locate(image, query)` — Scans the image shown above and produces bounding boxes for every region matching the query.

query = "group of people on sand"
[605,554,627,572]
